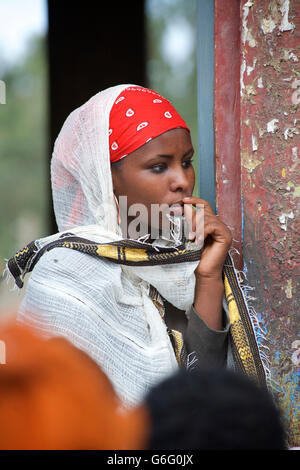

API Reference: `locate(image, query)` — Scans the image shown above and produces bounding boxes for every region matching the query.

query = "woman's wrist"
[195,271,223,283]
[193,275,224,331]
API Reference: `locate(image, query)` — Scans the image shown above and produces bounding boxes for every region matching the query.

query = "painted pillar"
[214,0,242,269]
[215,0,299,446]
[240,0,299,446]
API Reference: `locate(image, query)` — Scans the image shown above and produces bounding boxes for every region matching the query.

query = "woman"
[7,85,268,406]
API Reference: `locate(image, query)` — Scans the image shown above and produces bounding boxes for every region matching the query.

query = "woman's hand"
[182,197,232,331]
[183,197,232,280]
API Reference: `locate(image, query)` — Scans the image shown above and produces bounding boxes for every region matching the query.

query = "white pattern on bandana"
[137,122,149,131]
[126,108,135,117]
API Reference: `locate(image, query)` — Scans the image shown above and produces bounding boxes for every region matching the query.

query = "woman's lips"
[169,203,184,216]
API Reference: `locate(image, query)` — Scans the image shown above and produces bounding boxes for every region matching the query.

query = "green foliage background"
[0,35,48,275]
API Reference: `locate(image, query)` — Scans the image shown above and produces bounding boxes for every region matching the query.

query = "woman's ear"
[111,165,119,199]
[113,193,121,225]
[111,159,124,198]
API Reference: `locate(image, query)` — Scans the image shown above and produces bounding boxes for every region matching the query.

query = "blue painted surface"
[196,0,215,212]
[241,195,244,242]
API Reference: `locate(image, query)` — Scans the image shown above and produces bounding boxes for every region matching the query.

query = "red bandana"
[109,86,190,163]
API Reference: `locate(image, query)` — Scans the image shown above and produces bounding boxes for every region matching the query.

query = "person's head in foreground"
[0,323,147,450]
[144,368,287,450]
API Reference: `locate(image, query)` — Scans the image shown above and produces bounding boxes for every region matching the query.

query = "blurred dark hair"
[145,368,287,450]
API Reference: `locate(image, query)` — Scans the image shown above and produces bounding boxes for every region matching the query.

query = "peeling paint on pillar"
[240,0,300,446]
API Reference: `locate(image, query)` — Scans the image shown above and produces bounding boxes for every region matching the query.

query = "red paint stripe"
[214,0,242,269]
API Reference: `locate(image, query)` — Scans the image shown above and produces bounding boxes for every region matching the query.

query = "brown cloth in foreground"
[0,322,148,450]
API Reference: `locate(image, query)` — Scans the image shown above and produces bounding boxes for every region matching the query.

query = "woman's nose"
[169,168,191,193]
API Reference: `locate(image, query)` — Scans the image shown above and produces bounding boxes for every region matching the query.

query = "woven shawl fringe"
[227,247,274,393]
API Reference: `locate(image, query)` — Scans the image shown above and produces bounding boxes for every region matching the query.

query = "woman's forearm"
[193,275,224,331]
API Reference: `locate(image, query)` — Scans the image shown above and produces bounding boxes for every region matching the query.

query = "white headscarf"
[18,85,198,406]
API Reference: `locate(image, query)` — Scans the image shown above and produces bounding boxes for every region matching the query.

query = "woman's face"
[111,128,195,238]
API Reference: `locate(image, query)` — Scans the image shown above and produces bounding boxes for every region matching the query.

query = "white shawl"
[17,85,199,407]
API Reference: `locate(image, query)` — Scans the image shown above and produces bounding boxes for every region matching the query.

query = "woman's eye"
[182,158,194,169]
[150,159,193,173]
[150,163,167,173]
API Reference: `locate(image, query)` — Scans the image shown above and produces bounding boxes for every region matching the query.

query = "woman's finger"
[186,207,232,247]
[194,207,205,245]
[183,203,196,240]
[202,219,232,248]
[182,197,215,216]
